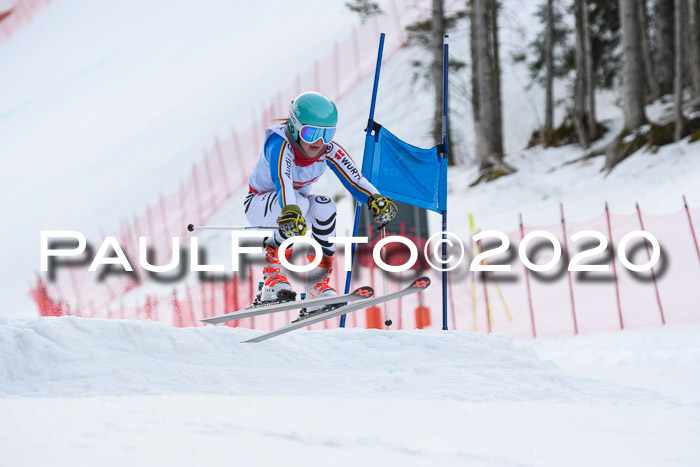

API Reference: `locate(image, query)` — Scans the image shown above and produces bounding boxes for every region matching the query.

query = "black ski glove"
[368,194,398,226]
[277,204,307,238]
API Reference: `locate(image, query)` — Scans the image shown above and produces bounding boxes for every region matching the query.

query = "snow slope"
[3,0,700,319]
[0,0,387,316]
[527,323,700,404]
[3,2,700,466]
[1,317,700,466]
[0,316,660,401]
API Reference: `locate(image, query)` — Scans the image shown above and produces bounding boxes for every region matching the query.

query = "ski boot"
[256,245,296,305]
[295,255,337,321]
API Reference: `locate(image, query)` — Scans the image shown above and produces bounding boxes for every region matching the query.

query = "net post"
[560,203,578,334]
[605,203,624,329]
[636,202,665,325]
[519,213,537,337]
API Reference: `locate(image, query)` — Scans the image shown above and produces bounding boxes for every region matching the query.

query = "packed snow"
[0,316,661,401]
[2,0,699,318]
[2,1,700,465]
[1,317,700,465]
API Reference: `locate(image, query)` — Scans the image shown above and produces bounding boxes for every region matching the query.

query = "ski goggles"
[298,125,336,144]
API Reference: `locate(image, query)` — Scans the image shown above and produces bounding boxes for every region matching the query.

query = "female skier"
[244,91,397,315]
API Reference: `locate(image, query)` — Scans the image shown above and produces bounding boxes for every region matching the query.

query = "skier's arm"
[326,145,379,204]
[264,134,296,208]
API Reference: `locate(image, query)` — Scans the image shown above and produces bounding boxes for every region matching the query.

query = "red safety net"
[25,0,700,338]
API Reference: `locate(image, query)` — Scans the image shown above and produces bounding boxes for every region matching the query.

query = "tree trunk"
[582,0,598,141]
[544,0,554,145]
[654,0,675,96]
[472,0,506,170]
[470,0,483,158]
[675,0,685,140]
[619,0,649,129]
[474,0,496,168]
[639,0,660,102]
[490,0,504,155]
[573,0,590,148]
[689,0,700,99]
[681,0,692,89]
[432,0,446,147]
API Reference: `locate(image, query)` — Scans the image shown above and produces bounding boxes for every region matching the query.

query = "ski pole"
[380,226,392,326]
[187,223,277,232]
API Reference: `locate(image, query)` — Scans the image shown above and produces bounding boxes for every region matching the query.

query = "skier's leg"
[305,194,337,258]
[303,195,338,312]
[244,191,311,246]
[245,191,282,244]
[244,191,310,302]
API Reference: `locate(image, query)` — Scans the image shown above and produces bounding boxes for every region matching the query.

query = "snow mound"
[0,317,665,403]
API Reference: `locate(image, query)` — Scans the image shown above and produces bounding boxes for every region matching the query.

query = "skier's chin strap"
[285,127,327,164]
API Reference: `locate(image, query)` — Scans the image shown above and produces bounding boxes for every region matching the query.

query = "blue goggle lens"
[299,125,336,144]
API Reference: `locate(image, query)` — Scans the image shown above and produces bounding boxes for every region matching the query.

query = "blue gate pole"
[340,33,385,328]
[442,35,449,331]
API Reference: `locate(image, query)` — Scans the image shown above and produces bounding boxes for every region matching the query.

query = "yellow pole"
[469,215,478,330]
[469,214,511,326]
[492,278,513,322]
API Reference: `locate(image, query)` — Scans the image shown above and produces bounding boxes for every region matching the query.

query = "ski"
[242,277,431,343]
[201,286,375,325]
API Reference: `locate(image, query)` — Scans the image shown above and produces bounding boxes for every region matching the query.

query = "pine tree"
[470,0,513,179]
[582,0,598,142]
[544,0,555,144]
[674,0,685,140]
[638,0,660,102]
[513,0,616,147]
[470,1,481,157]
[491,0,504,155]
[587,0,621,89]
[653,0,675,96]
[344,0,382,24]
[432,0,448,156]
[405,7,465,165]
[573,0,590,147]
[690,0,700,99]
[619,0,648,129]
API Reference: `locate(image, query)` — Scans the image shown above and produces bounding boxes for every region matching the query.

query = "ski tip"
[409,277,431,289]
[351,286,374,299]
[241,335,263,344]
